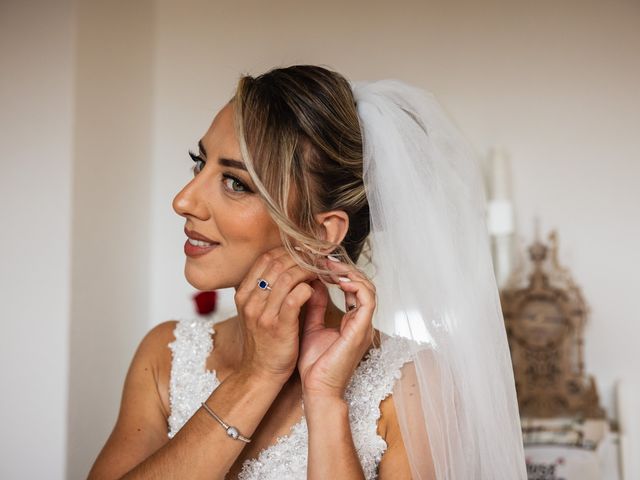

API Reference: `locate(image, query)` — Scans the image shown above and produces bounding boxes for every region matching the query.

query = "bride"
[88,64,526,479]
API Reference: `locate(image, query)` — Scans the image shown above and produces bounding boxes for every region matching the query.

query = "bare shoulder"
[141,319,180,357]
[87,320,180,479]
[134,319,179,365]
[377,360,435,479]
[118,318,181,419]
[377,356,417,436]
[143,320,181,417]
[377,391,412,479]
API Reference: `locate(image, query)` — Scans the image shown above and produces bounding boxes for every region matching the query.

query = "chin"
[184,261,241,291]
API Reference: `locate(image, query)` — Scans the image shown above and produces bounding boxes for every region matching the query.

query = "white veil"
[351,79,526,479]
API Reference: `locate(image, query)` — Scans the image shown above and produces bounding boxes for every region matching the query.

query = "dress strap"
[345,335,415,479]
[167,317,220,438]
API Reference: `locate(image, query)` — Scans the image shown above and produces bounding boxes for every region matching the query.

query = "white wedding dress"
[166,317,413,479]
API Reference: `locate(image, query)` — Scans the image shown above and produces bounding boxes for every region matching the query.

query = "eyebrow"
[198,139,247,171]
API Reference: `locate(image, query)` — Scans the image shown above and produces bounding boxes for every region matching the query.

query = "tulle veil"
[351,79,526,479]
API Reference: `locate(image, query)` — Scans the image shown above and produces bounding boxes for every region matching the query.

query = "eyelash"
[188,150,252,194]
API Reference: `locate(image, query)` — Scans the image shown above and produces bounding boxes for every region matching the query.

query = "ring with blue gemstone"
[257,278,272,291]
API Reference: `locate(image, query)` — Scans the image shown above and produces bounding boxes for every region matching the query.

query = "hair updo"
[231,64,371,277]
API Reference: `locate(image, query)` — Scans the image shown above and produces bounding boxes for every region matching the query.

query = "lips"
[183,227,220,258]
[184,227,218,244]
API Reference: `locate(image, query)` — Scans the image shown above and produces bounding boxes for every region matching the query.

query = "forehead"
[201,101,241,158]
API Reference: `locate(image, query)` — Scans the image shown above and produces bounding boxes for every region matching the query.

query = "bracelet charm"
[200,401,252,443]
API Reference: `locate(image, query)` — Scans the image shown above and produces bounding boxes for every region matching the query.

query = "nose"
[172,175,210,221]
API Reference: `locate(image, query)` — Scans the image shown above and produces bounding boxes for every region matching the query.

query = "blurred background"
[1,0,638,478]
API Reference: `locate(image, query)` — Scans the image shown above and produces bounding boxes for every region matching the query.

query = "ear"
[314,210,349,251]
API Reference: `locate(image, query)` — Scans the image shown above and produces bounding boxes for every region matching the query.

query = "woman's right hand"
[233,246,318,384]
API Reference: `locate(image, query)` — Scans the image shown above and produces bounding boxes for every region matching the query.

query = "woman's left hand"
[297,258,376,400]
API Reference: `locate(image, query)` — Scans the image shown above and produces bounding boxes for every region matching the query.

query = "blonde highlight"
[231,65,371,280]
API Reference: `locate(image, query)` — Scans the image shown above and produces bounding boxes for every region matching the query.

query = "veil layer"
[351,79,526,479]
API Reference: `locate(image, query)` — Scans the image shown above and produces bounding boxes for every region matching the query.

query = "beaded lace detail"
[167,317,219,438]
[166,317,414,479]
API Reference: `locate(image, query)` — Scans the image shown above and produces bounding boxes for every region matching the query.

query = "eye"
[189,150,205,175]
[222,174,249,193]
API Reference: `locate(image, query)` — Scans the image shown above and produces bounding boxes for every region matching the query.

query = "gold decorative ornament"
[500,229,604,419]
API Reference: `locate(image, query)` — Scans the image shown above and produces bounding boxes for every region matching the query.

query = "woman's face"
[172,101,283,291]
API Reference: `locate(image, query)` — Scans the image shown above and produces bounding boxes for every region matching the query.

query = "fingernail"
[327,254,341,263]
[338,276,351,282]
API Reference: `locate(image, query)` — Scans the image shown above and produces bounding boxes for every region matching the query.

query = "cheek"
[218,201,283,259]
[184,201,283,291]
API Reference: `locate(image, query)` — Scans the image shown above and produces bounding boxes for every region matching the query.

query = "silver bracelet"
[200,402,252,443]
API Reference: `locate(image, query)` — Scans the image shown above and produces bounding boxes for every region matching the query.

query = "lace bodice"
[167,317,413,479]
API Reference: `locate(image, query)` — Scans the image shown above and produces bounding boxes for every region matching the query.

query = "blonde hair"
[231,64,371,279]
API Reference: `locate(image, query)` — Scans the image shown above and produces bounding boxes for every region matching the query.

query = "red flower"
[193,290,218,315]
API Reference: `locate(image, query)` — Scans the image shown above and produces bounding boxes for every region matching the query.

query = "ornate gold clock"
[500,230,604,419]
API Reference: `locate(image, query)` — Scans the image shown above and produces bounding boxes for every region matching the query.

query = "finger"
[324,257,376,293]
[302,279,329,334]
[337,277,358,313]
[261,264,318,319]
[326,258,375,312]
[260,251,305,287]
[336,279,376,341]
[278,282,315,331]
[236,246,290,298]
[235,248,293,327]
[345,292,358,313]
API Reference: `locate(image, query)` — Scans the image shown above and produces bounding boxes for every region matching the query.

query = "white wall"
[0,1,75,479]
[1,0,637,477]
[1,1,154,478]
[150,0,640,418]
[66,2,154,479]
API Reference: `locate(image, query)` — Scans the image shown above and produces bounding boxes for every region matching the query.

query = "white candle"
[487,200,514,236]
[485,147,515,288]
[488,147,512,200]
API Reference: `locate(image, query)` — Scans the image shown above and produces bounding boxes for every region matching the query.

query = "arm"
[121,369,284,479]
[301,258,436,480]
[305,378,433,480]
[89,247,319,479]
[377,394,421,480]
[305,396,365,479]
[87,320,285,480]
[298,258,378,480]
[378,362,436,480]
